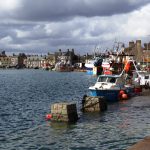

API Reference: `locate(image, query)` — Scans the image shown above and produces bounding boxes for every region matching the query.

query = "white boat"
[84,59,95,71]
[89,74,128,102]
[85,57,110,75]
[132,70,150,88]
[88,58,140,102]
[55,62,73,72]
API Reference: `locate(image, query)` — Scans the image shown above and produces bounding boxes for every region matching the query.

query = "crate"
[82,96,107,112]
[51,103,78,122]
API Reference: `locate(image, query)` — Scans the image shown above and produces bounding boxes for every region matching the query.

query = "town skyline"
[0,39,150,70]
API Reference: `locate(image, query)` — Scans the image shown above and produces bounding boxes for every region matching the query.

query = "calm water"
[0,70,150,150]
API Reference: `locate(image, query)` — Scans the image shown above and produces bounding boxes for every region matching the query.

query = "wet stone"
[51,103,78,122]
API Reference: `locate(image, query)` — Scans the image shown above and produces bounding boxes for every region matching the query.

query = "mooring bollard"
[81,95,107,112]
[50,102,78,122]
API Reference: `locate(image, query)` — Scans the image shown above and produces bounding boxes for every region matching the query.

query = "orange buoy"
[118,90,125,100]
[119,90,125,95]
[122,94,128,100]
[46,114,52,120]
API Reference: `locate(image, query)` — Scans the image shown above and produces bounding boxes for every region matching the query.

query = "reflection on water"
[0,70,150,150]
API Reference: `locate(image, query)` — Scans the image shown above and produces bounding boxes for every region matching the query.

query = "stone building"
[54,49,76,65]
[47,53,56,66]
[25,55,47,68]
[125,40,142,61]
[10,53,27,68]
[0,51,11,68]
[10,55,18,67]
[142,42,150,65]
[125,40,150,67]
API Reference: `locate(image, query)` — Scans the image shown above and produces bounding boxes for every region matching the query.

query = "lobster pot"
[51,103,78,122]
[82,96,107,112]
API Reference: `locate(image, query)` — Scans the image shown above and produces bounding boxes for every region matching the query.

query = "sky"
[0,0,150,54]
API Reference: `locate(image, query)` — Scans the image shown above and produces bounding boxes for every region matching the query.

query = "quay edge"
[127,136,150,150]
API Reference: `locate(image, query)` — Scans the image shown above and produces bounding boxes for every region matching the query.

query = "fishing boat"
[124,58,150,88]
[84,59,95,74]
[55,62,73,72]
[85,57,103,75]
[88,58,145,102]
[89,74,126,102]
[132,70,150,88]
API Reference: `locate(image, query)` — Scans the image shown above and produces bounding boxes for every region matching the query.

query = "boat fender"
[118,90,126,100]
[122,94,128,100]
[46,114,52,120]
[119,90,125,95]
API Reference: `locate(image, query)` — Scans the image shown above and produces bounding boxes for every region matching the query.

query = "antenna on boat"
[93,45,97,58]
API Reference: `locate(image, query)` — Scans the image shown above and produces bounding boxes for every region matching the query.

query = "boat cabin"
[132,71,149,86]
[91,75,125,90]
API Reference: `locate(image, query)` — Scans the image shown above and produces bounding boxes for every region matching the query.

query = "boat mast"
[120,58,139,76]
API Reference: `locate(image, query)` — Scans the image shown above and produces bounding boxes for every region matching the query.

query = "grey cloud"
[0,16,123,53]
[9,0,150,22]
[0,1,150,54]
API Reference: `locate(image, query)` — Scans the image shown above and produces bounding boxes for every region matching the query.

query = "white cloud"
[0,0,21,11]
[0,36,13,44]
[15,29,30,38]
[121,4,150,38]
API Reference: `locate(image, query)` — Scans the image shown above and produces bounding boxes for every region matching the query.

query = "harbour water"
[0,70,150,150]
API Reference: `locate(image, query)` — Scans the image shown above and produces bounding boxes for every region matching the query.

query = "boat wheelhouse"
[89,75,126,102]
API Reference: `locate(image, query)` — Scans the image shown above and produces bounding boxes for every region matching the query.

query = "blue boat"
[89,75,127,102]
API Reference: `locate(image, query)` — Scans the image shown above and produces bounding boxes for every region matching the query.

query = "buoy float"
[119,90,125,95]
[46,114,52,120]
[122,93,128,100]
[118,90,125,100]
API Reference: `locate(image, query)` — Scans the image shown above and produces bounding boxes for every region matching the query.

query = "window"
[145,75,149,79]
[107,77,116,83]
[98,77,107,82]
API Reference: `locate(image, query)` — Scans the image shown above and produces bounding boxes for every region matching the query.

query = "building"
[0,51,11,68]
[142,42,150,67]
[125,40,150,68]
[47,53,56,66]
[25,55,47,69]
[10,53,27,68]
[54,49,76,65]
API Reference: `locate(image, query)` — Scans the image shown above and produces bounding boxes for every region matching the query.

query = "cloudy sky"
[0,0,150,54]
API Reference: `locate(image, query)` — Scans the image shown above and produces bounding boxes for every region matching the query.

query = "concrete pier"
[127,136,150,150]
[82,95,107,112]
[51,102,78,122]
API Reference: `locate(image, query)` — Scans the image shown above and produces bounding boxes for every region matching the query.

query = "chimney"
[129,41,135,50]
[136,40,142,62]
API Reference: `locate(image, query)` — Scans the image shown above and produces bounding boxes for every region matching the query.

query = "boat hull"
[125,86,135,97]
[86,70,93,75]
[89,89,120,102]
[85,66,93,75]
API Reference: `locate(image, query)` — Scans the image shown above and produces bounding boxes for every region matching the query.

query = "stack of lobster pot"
[51,103,78,122]
[82,95,107,112]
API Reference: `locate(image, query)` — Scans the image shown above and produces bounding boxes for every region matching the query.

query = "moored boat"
[132,70,150,88]
[89,74,126,102]
[85,57,103,75]
[55,62,73,72]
